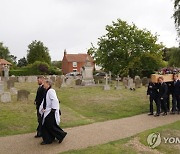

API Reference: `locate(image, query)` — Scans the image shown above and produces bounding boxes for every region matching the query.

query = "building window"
[73,62,77,67]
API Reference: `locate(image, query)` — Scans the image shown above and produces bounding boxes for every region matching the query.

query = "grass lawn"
[62,120,180,154]
[0,82,149,136]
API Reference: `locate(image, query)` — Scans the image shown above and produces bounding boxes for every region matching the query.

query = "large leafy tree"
[27,40,51,64]
[174,0,180,39]
[17,57,28,67]
[167,47,180,67]
[88,19,164,77]
[0,42,17,64]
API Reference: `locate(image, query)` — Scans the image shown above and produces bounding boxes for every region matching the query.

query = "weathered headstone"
[109,71,112,83]
[115,75,121,90]
[26,76,37,82]
[61,75,67,87]
[55,76,62,88]
[127,78,135,90]
[18,76,26,83]
[7,80,15,89]
[4,66,9,79]
[50,76,56,83]
[104,73,110,90]
[1,92,11,103]
[123,77,128,88]
[81,57,95,86]
[66,77,75,87]
[10,87,18,95]
[76,79,82,85]
[9,76,18,82]
[142,77,149,87]
[134,76,142,88]
[0,83,4,94]
[17,90,30,101]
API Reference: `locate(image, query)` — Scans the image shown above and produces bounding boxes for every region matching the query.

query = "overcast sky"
[0,0,178,61]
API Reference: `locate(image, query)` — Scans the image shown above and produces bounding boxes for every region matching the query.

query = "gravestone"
[123,77,128,88]
[61,75,67,87]
[1,92,11,103]
[4,66,9,80]
[104,73,110,90]
[81,57,95,86]
[142,77,149,87]
[76,79,82,85]
[115,75,121,90]
[0,83,4,94]
[66,77,75,87]
[9,76,18,82]
[50,76,56,83]
[127,78,135,90]
[26,76,37,82]
[17,90,30,101]
[134,76,142,88]
[109,71,112,83]
[18,76,26,83]
[10,87,18,95]
[55,76,62,88]
[7,80,15,89]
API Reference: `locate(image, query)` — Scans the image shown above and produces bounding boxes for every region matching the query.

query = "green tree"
[88,19,164,77]
[0,42,17,64]
[51,61,62,69]
[27,40,51,64]
[168,47,180,67]
[174,0,180,39]
[17,57,28,67]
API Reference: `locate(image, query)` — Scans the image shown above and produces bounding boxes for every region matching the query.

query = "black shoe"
[162,112,167,116]
[34,135,42,138]
[148,113,153,116]
[59,132,67,144]
[154,114,160,117]
[40,141,51,145]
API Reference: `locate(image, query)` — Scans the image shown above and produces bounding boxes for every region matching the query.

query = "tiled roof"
[0,59,12,65]
[65,54,94,62]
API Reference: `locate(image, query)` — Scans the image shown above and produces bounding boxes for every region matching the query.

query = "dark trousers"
[149,96,159,114]
[172,94,180,112]
[36,106,42,136]
[166,94,171,111]
[159,98,168,113]
[42,111,67,144]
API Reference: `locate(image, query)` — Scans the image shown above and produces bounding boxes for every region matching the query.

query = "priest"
[39,78,67,145]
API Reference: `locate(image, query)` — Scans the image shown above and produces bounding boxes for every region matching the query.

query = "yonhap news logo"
[147,132,161,148]
[147,132,180,148]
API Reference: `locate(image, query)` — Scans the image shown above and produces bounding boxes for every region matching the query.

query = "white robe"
[39,89,60,125]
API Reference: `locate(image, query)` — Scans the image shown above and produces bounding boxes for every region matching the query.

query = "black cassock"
[42,110,67,144]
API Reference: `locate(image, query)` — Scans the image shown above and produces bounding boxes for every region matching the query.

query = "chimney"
[64,49,67,56]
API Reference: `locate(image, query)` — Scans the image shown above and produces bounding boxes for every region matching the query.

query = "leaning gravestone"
[7,80,15,89]
[1,92,11,103]
[17,90,30,101]
[134,76,142,88]
[142,77,149,87]
[0,83,4,94]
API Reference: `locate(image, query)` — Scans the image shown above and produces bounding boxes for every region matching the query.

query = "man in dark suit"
[34,76,46,138]
[147,80,159,115]
[157,77,168,116]
[171,74,180,114]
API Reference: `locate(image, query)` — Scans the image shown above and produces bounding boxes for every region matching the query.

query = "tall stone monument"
[81,57,95,86]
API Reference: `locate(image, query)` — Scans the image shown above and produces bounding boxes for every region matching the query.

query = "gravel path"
[0,114,179,154]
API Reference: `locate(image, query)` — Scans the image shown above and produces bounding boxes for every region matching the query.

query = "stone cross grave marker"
[104,73,110,90]
[115,75,121,90]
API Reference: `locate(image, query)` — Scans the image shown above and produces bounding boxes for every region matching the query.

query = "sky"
[0,0,178,61]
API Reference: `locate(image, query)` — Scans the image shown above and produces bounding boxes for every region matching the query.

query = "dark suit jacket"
[158,82,168,99]
[172,80,180,96]
[147,82,158,97]
[35,85,46,108]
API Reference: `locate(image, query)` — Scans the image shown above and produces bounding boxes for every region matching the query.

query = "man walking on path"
[34,76,46,138]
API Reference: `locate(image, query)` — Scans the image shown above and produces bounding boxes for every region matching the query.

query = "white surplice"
[39,89,60,125]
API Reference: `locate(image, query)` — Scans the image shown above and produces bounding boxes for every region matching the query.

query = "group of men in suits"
[147,74,180,117]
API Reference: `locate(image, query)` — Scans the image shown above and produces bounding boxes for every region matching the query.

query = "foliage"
[27,40,51,64]
[10,61,62,76]
[167,47,180,67]
[173,0,180,40]
[0,42,17,64]
[88,19,164,77]
[17,57,28,67]
[51,60,62,69]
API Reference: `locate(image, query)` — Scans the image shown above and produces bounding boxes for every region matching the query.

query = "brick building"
[62,50,94,75]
